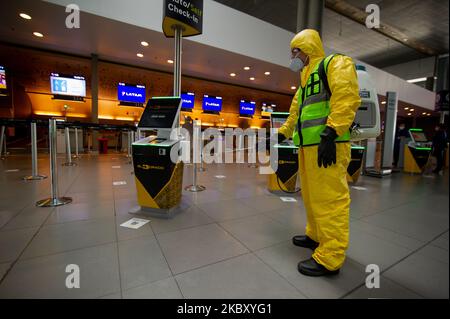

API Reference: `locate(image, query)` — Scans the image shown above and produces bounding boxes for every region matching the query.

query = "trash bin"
[98,138,109,154]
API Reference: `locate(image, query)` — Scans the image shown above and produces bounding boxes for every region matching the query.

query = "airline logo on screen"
[118,83,146,103]
[203,95,222,111]
[240,100,256,115]
[181,92,195,108]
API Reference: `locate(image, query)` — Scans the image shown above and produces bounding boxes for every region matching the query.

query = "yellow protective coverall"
[280,29,361,271]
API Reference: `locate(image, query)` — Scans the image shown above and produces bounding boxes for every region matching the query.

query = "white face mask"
[289,54,308,72]
[289,57,304,72]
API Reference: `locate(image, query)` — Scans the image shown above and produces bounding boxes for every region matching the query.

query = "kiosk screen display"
[138,98,181,129]
[202,95,222,112]
[271,114,289,129]
[239,100,256,115]
[411,131,428,143]
[50,73,86,97]
[272,118,286,129]
[118,83,146,104]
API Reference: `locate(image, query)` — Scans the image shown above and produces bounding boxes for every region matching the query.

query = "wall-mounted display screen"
[118,83,146,104]
[50,73,86,97]
[262,103,276,113]
[239,100,256,115]
[181,92,195,109]
[0,66,6,90]
[202,95,222,112]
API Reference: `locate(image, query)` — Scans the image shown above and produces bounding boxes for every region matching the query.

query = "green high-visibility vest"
[292,54,351,147]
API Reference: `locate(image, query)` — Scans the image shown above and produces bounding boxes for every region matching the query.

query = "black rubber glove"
[318,126,338,168]
[277,132,287,144]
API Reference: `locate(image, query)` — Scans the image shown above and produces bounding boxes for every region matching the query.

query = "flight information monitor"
[181,92,195,109]
[50,73,86,97]
[202,95,222,112]
[138,97,181,129]
[0,66,6,90]
[118,83,146,104]
[239,100,256,116]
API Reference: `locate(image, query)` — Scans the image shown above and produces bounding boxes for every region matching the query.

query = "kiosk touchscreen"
[267,112,299,193]
[404,128,432,174]
[131,97,184,216]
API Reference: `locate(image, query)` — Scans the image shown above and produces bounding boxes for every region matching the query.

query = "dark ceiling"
[214,0,449,68]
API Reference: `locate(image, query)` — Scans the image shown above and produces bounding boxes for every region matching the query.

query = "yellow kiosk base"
[268,171,299,193]
[267,144,299,193]
[347,146,365,183]
[403,145,431,174]
[131,140,184,218]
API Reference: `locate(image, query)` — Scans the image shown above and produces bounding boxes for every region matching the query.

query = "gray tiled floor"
[117,235,172,290]
[0,154,448,298]
[175,253,306,299]
[122,277,183,299]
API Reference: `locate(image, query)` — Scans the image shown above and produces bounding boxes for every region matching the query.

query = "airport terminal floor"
[1,0,449,307]
[0,153,448,299]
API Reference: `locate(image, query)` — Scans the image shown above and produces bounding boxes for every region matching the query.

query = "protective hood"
[290,29,326,87]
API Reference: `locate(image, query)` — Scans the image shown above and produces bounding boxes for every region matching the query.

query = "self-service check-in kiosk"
[131,97,184,217]
[351,65,381,180]
[267,112,300,193]
[403,128,432,174]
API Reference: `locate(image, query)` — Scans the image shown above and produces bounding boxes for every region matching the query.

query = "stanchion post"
[36,119,72,207]
[185,120,205,192]
[248,130,258,168]
[198,127,206,172]
[63,126,77,166]
[23,122,47,181]
[73,127,80,159]
[0,125,5,159]
[126,130,132,158]
[127,131,135,164]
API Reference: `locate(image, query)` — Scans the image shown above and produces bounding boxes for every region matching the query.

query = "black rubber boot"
[297,258,340,277]
[292,235,319,250]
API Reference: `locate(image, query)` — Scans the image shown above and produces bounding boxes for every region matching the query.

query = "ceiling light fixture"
[264,71,271,75]
[407,113,412,116]
[381,101,386,104]
[291,86,297,90]
[141,41,149,47]
[244,66,250,70]
[249,77,255,81]
[410,108,415,111]
[230,73,236,77]
[407,77,427,83]
[137,53,144,58]
[167,59,174,64]
[33,32,44,38]
[19,13,32,20]
[404,107,409,110]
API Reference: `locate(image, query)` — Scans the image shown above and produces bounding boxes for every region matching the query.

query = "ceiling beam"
[325,0,437,56]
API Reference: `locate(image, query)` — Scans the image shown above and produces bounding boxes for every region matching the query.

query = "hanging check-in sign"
[163,0,203,37]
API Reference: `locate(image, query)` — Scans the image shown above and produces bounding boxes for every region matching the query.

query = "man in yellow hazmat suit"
[277,29,361,276]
